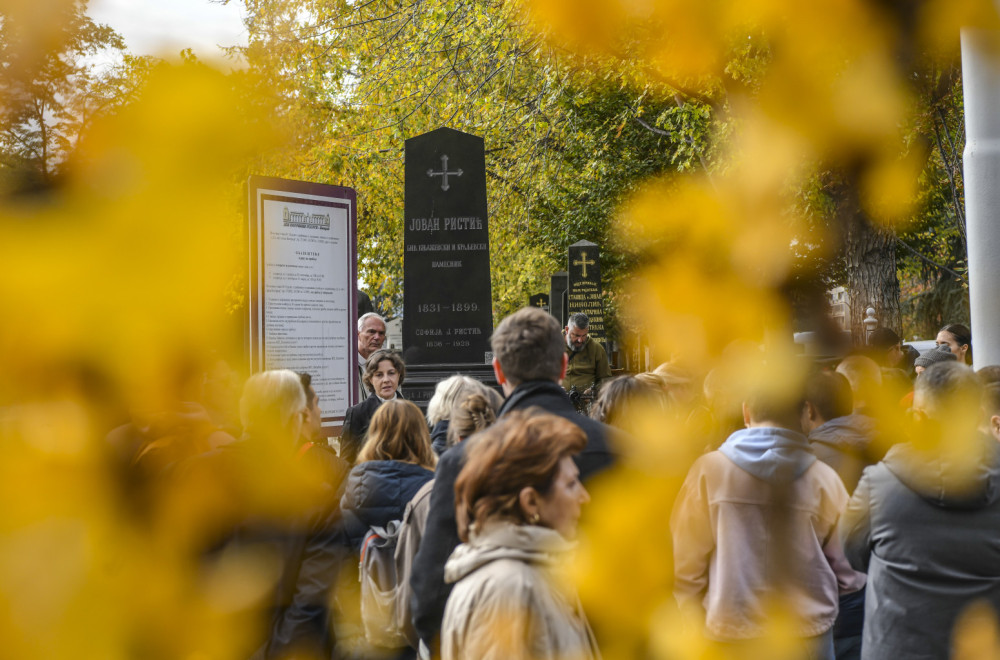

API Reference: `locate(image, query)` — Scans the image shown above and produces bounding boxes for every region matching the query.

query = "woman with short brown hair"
[441,409,599,660]
[340,348,406,463]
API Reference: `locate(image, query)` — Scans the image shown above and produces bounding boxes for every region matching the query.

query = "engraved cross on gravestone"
[567,240,605,343]
[426,154,463,192]
[573,251,596,279]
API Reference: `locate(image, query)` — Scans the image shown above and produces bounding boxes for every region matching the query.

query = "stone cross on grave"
[573,251,596,278]
[427,154,463,191]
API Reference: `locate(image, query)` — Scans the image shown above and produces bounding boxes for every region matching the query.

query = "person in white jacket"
[441,410,600,660]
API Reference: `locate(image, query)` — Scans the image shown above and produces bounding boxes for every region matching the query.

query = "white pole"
[962,29,1000,369]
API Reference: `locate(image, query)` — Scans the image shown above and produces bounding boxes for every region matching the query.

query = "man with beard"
[561,312,611,393]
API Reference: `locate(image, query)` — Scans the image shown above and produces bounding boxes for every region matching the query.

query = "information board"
[248,176,358,430]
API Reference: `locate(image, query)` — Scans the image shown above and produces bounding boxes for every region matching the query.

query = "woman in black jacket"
[340,349,405,464]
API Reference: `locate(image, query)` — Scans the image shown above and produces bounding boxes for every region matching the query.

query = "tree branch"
[934,108,967,250]
[634,116,669,136]
[896,238,966,284]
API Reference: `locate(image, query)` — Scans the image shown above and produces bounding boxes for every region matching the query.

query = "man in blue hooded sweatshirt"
[671,383,865,657]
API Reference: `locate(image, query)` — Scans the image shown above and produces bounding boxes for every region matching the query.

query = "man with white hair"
[357,312,386,400]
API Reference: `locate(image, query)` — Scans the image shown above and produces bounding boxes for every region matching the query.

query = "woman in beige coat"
[441,410,600,660]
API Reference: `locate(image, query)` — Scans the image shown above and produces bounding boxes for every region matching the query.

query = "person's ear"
[492,357,506,386]
[559,353,568,381]
[518,486,541,523]
[991,415,1000,442]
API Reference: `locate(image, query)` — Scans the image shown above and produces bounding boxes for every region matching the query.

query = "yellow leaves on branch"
[619,176,794,368]
[0,63,284,411]
[526,0,997,372]
[0,58,291,657]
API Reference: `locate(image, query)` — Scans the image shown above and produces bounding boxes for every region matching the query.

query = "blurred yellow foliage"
[0,43,291,655]
[527,0,1000,658]
[2,0,999,656]
[954,601,1000,660]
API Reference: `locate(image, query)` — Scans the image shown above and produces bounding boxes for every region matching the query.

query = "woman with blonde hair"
[445,390,502,448]
[178,370,342,659]
[441,410,599,660]
[341,398,436,549]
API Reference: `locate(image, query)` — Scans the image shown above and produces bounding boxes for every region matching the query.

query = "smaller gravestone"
[403,127,493,365]
[567,240,605,342]
[549,272,568,327]
[529,293,550,313]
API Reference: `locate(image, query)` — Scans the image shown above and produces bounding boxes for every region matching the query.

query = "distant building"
[829,287,849,331]
[386,317,403,350]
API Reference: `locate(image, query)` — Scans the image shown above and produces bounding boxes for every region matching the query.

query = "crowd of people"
[107,311,1000,660]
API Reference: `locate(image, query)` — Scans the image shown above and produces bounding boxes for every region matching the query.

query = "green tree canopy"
[234,0,715,329]
[0,0,152,189]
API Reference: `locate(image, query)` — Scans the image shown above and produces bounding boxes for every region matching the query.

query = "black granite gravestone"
[567,240,605,342]
[549,271,568,327]
[403,127,493,365]
[529,293,550,313]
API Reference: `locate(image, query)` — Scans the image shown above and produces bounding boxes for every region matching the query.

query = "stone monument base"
[400,363,500,412]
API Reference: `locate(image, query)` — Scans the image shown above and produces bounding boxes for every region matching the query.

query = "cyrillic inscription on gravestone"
[567,240,605,342]
[529,293,550,313]
[549,272,568,328]
[403,127,493,364]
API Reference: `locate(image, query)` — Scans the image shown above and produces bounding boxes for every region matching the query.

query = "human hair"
[868,327,900,351]
[590,375,664,427]
[297,371,317,407]
[915,361,980,418]
[634,371,667,390]
[744,388,807,429]
[567,312,589,330]
[977,365,1000,387]
[651,362,697,406]
[446,392,499,447]
[240,369,306,442]
[836,355,882,403]
[804,370,853,422]
[358,312,386,333]
[362,349,406,389]
[454,410,586,542]
[983,383,1000,420]
[490,307,564,386]
[358,399,436,469]
[940,323,973,365]
[653,362,691,384]
[426,375,477,426]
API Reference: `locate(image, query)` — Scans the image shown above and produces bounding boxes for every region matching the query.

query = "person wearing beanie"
[868,327,903,369]
[914,345,958,374]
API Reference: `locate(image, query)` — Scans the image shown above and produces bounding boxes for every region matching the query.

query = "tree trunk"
[844,214,902,344]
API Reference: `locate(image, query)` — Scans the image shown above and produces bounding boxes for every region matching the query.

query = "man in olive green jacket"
[561,313,611,392]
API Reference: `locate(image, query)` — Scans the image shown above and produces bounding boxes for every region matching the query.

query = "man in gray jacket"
[841,362,1000,660]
